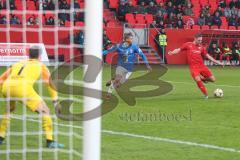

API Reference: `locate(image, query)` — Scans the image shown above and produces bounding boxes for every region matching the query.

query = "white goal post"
[83,0,103,160]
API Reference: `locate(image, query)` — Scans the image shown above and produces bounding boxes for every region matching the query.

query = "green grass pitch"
[0,65,240,160]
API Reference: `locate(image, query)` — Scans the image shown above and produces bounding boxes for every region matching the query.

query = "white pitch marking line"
[12,116,240,153]
[101,130,240,153]
[59,79,240,88]
[166,80,240,88]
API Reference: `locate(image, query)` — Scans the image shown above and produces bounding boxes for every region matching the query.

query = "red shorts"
[189,65,213,79]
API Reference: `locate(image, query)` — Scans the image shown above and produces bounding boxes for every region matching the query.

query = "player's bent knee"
[115,75,122,82]
[114,77,122,87]
[210,76,216,82]
[194,76,201,82]
[116,82,121,88]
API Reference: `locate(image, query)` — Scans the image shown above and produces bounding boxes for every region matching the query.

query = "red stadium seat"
[132,0,137,6]
[127,18,136,25]
[46,48,55,56]
[136,19,146,24]
[192,25,201,30]
[58,47,71,62]
[229,26,237,30]
[73,48,83,62]
[125,13,136,24]
[75,21,84,27]
[78,0,83,4]
[73,29,83,34]
[27,1,36,10]
[145,14,153,24]
[46,48,65,61]
[79,2,84,8]
[211,25,219,29]
[65,21,71,27]
[10,31,23,43]
[135,14,144,20]
[44,12,55,19]
[200,0,208,7]
[156,0,163,4]
[42,31,55,45]
[26,31,39,43]
[15,1,23,10]
[201,25,210,30]
[58,30,70,44]
[135,14,146,24]
[220,25,228,29]
[0,29,7,42]
[125,13,135,22]
[193,8,201,13]
[109,0,118,9]
[26,13,38,21]
[209,2,217,9]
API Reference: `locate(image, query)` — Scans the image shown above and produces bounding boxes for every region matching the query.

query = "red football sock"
[196,80,208,96]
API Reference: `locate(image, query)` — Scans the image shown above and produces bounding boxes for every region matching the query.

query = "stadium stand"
[0,0,240,63]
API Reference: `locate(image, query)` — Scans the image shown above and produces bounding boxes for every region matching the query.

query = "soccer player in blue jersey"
[103,32,152,99]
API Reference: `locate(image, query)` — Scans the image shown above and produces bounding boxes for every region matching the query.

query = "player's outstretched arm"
[42,66,61,113]
[206,54,224,66]
[103,45,118,55]
[136,47,152,71]
[168,48,181,55]
[42,65,59,102]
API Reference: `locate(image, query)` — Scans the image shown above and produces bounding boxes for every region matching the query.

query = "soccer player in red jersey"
[168,33,224,99]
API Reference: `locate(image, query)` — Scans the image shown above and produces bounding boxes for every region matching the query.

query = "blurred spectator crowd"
[0,0,84,26]
[1,0,240,29]
[115,0,240,29]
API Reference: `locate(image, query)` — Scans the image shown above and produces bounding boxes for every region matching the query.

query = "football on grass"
[214,88,224,98]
